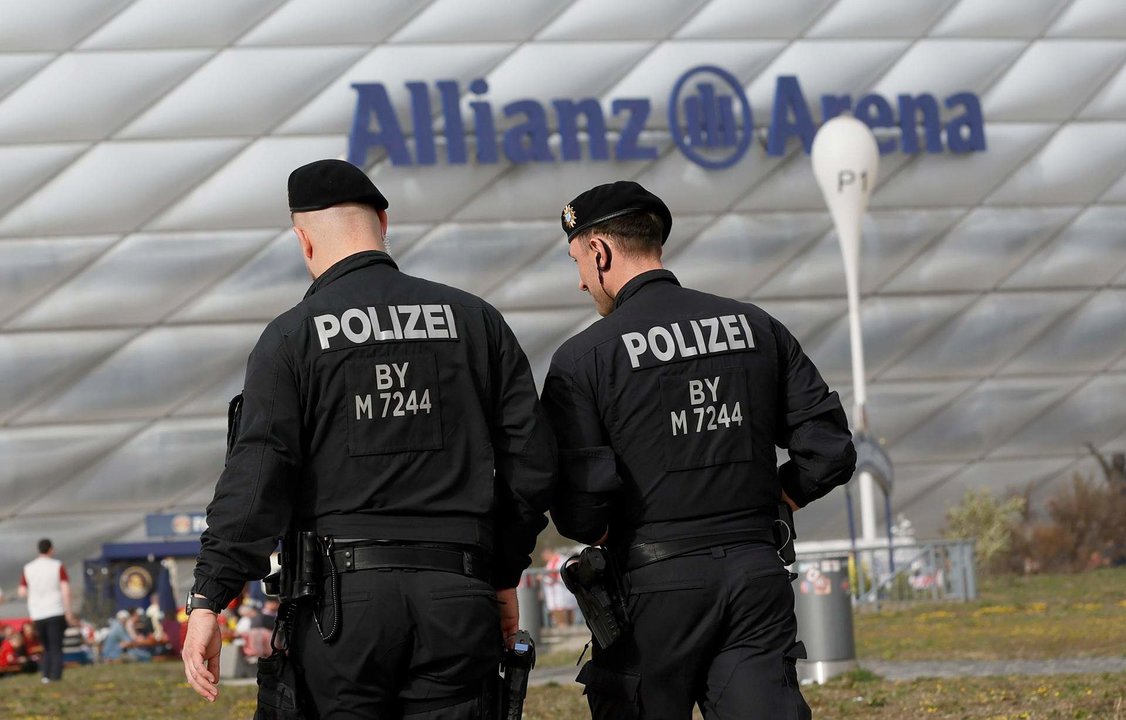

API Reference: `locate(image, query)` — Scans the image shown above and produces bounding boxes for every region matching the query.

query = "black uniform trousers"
[34,614,67,681]
[578,542,811,720]
[292,568,501,719]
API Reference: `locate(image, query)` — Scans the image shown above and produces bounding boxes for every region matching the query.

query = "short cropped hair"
[38,538,52,554]
[574,211,664,259]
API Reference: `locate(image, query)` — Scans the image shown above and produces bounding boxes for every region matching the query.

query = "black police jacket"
[194,251,556,606]
[542,269,855,547]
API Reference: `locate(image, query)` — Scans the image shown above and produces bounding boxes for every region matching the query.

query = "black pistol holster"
[255,531,324,720]
[561,546,631,649]
[497,630,536,719]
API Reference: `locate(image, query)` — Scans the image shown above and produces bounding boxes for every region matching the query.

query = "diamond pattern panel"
[2,0,1125,595]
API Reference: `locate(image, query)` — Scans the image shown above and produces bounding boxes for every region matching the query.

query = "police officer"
[182,159,556,718]
[542,181,856,720]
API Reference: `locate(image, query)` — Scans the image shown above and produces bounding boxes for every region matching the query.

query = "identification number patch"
[658,368,752,471]
[345,353,443,455]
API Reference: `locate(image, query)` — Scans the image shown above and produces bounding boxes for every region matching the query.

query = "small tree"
[942,488,1026,573]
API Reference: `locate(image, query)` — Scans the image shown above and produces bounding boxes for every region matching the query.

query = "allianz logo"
[347,65,985,171]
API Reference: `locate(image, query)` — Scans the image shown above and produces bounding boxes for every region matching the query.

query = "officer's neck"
[605,256,664,298]
[309,235,388,279]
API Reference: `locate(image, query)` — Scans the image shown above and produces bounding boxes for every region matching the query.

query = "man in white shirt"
[18,538,74,683]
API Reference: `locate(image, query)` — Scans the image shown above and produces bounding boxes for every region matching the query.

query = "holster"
[561,546,631,650]
[498,631,536,720]
[254,647,304,720]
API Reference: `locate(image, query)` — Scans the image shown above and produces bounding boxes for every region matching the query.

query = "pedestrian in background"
[18,538,74,683]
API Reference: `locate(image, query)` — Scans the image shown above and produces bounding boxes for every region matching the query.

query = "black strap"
[625,529,775,570]
[330,543,489,582]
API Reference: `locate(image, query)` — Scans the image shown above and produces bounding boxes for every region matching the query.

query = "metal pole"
[884,492,895,578]
[844,484,859,602]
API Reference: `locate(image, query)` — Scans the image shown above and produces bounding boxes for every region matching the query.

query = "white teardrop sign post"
[812,115,881,544]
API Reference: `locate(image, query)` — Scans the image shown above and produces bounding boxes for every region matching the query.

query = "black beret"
[288,159,388,213]
[561,180,672,244]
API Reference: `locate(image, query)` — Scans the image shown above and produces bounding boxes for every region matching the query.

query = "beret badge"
[562,204,577,229]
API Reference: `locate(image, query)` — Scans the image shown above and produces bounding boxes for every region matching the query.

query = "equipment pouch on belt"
[561,546,631,649]
[498,630,536,720]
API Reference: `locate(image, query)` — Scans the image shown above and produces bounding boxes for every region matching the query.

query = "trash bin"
[792,556,856,684]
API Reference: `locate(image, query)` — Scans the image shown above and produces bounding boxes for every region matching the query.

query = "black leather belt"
[330,543,489,582]
[625,528,776,571]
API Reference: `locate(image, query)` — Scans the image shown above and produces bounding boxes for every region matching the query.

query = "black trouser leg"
[35,615,66,680]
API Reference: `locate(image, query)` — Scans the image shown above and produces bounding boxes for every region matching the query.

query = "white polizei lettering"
[622,332,647,369]
[738,314,755,349]
[314,314,341,350]
[375,364,394,390]
[401,305,426,339]
[700,317,727,353]
[689,380,706,405]
[392,362,409,386]
[704,376,720,402]
[670,322,698,357]
[690,319,707,354]
[648,326,676,362]
[356,394,373,419]
[341,308,372,344]
[720,315,746,350]
[367,306,395,340]
[389,306,403,339]
[423,304,449,338]
[445,305,458,339]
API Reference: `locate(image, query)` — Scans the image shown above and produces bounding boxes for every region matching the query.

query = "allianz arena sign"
[347,65,986,170]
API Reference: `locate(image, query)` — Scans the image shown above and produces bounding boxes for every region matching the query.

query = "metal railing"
[795,539,977,609]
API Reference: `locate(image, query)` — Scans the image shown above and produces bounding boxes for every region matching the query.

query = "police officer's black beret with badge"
[288,159,389,213]
[561,180,673,244]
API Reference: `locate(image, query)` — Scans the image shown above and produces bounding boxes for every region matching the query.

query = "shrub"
[942,489,1025,573]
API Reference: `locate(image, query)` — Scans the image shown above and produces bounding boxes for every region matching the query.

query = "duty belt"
[330,543,489,582]
[625,528,775,571]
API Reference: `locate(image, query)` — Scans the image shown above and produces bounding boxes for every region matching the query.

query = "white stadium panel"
[892,377,1083,461]
[11,325,264,425]
[536,0,706,41]
[236,0,423,47]
[392,0,563,43]
[991,373,1126,458]
[0,54,56,106]
[675,0,836,40]
[174,369,247,419]
[79,0,283,50]
[931,0,1070,38]
[753,299,847,347]
[868,40,1026,101]
[0,423,141,514]
[882,206,1080,293]
[987,121,1126,205]
[0,50,212,143]
[982,40,1126,122]
[807,0,958,38]
[1001,290,1126,375]
[884,291,1088,380]
[0,144,90,218]
[753,209,959,298]
[1080,63,1126,119]
[634,143,788,216]
[0,329,135,424]
[1048,0,1126,37]
[0,236,118,324]
[146,136,347,231]
[665,212,829,300]
[860,379,976,446]
[740,148,913,212]
[1003,206,1126,288]
[8,231,274,330]
[0,0,132,52]
[19,418,226,516]
[0,139,248,236]
[119,47,369,139]
[1101,170,1126,202]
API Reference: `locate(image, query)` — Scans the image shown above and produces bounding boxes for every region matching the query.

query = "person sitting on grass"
[101,610,153,663]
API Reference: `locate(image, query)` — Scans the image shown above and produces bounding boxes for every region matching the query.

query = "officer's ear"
[294,225,314,261]
[376,208,389,242]
[588,236,611,271]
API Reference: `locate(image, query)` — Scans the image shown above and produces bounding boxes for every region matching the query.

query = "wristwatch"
[185,593,225,615]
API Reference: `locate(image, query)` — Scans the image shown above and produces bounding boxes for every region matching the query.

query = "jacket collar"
[304,250,398,299]
[612,269,680,311]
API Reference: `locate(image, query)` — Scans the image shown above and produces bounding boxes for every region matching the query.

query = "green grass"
[856,568,1126,661]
